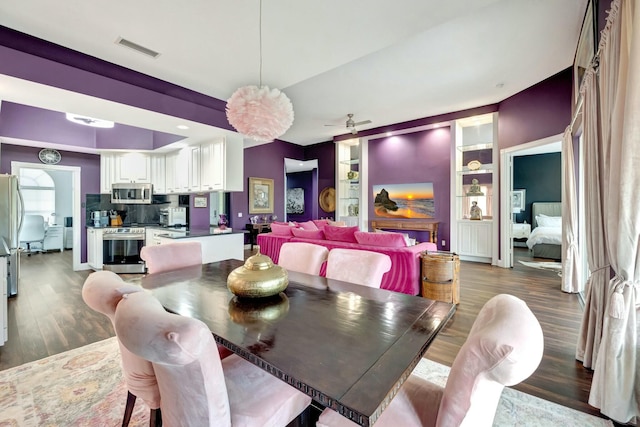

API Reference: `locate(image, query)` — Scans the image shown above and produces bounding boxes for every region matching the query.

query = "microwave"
[111,183,153,204]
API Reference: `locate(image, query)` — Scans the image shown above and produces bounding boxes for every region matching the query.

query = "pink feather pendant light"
[226,85,294,142]
[226,0,294,142]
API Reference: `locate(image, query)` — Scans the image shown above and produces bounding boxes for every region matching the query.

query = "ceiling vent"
[115,37,160,59]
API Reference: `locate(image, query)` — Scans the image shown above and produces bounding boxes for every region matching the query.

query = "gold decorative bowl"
[227,252,289,298]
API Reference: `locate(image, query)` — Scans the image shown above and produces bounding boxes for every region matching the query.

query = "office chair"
[19,214,46,256]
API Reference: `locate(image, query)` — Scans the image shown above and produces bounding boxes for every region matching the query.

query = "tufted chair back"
[82,270,161,426]
[140,241,202,274]
[114,291,312,427]
[278,242,329,275]
[317,294,544,427]
[325,248,392,288]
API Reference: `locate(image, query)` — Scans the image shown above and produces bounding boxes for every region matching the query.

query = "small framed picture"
[249,177,274,214]
[512,189,526,213]
[194,196,208,208]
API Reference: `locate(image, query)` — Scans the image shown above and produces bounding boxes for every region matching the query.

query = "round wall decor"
[319,187,336,212]
[38,148,62,165]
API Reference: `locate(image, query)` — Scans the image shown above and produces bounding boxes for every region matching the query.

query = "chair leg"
[122,390,136,427]
[149,408,162,427]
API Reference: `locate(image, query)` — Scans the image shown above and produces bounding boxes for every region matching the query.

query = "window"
[19,168,56,222]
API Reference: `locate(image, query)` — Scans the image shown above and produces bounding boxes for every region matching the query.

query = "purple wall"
[0,102,184,150]
[0,143,100,262]
[188,195,210,230]
[305,141,336,218]
[368,128,451,249]
[497,68,572,150]
[229,140,304,230]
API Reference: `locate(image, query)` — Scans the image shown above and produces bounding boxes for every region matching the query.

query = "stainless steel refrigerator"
[0,175,24,297]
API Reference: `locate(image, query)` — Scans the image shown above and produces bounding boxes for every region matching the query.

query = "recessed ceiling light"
[177,125,189,130]
[65,113,114,128]
[386,132,393,137]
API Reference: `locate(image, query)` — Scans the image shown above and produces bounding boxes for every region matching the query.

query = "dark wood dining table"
[139,259,455,427]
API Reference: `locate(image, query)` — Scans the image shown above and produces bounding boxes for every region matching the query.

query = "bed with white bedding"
[527,202,562,260]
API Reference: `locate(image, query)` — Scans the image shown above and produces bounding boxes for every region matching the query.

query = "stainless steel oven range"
[102,227,146,273]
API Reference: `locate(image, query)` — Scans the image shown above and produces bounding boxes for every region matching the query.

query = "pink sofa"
[257,228,436,295]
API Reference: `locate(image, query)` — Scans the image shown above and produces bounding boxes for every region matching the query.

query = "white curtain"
[577,0,640,423]
[561,128,581,293]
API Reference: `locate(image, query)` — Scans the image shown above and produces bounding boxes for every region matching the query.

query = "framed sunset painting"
[372,183,435,218]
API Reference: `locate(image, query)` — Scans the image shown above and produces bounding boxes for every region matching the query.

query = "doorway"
[11,161,82,271]
[499,134,562,269]
[284,158,318,222]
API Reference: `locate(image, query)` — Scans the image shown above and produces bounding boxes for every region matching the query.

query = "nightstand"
[512,223,531,247]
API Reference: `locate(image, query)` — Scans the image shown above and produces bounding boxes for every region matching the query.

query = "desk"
[141,261,455,426]
[370,219,439,244]
[245,223,271,249]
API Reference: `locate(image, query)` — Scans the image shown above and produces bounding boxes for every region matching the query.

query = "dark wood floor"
[0,247,615,423]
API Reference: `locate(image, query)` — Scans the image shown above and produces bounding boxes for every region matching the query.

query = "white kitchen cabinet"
[200,139,224,191]
[457,220,493,262]
[114,152,151,183]
[100,153,116,194]
[165,146,201,193]
[146,228,187,246]
[150,154,166,194]
[165,151,178,193]
[87,228,103,270]
[187,145,201,193]
[101,152,151,193]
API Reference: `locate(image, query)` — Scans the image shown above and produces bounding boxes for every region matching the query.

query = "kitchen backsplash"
[86,194,189,226]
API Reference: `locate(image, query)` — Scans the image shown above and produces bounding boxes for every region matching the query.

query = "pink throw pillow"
[355,231,407,247]
[297,220,319,230]
[323,225,359,243]
[312,219,331,230]
[271,223,294,236]
[291,228,324,240]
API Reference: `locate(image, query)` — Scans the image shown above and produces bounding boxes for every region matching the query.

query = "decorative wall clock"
[38,148,62,165]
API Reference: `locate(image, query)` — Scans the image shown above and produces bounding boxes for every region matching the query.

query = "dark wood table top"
[140,260,455,427]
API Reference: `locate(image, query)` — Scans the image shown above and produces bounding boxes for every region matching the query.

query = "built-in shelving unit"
[451,112,498,264]
[335,138,367,228]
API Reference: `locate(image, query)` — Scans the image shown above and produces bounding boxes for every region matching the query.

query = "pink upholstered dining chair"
[82,270,161,427]
[113,290,312,427]
[325,248,392,288]
[140,241,202,274]
[278,242,329,275]
[139,240,232,360]
[317,294,544,427]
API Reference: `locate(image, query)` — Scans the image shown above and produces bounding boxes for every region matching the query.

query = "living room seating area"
[257,220,437,295]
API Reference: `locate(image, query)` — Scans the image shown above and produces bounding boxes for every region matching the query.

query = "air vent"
[115,37,160,58]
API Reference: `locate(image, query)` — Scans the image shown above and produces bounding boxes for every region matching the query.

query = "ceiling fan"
[326,113,372,135]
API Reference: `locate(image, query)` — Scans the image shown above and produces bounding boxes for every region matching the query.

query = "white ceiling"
[0,0,587,147]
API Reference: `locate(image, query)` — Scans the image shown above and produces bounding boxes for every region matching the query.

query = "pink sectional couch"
[257,222,436,295]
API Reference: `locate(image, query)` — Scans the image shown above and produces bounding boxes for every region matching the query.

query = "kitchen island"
[153,228,246,264]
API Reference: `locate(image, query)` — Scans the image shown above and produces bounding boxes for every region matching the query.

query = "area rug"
[0,338,613,426]
[519,260,563,276]
[0,338,149,426]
